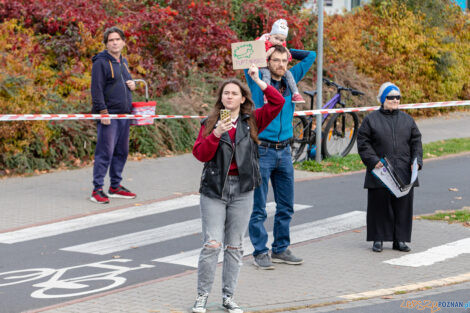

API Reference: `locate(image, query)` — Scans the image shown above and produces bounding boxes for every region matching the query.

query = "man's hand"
[126,80,136,91]
[375,161,383,169]
[99,109,111,125]
[213,116,232,138]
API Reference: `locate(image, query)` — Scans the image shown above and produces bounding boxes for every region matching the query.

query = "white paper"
[372,158,418,198]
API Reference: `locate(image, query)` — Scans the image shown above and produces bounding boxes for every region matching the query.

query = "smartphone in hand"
[220,109,231,121]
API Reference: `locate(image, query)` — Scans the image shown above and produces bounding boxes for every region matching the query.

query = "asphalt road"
[0,154,468,312]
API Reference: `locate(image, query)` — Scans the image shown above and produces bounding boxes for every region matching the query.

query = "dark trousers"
[366,188,414,242]
[92,119,130,190]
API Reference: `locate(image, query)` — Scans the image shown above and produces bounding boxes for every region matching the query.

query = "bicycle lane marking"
[0,259,154,299]
[0,194,200,244]
[60,202,311,255]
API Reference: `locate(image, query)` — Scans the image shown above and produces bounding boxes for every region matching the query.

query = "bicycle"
[291,78,364,162]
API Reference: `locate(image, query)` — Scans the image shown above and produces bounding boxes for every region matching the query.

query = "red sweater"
[193,85,285,174]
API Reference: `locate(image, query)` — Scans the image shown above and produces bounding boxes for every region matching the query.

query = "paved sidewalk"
[1,110,470,313]
[1,111,470,232]
[31,220,470,313]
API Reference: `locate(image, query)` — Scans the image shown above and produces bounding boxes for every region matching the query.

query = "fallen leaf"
[113,255,121,259]
[449,187,459,192]
[382,296,394,299]
[455,197,462,200]
[353,230,362,233]
[414,216,422,220]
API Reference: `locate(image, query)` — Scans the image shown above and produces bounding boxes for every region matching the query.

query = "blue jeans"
[249,145,294,256]
[92,119,130,190]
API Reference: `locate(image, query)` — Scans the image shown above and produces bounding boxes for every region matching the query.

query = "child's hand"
[266,47,275,59]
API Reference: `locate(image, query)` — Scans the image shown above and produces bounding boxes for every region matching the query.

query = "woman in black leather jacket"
[357,82,423,253]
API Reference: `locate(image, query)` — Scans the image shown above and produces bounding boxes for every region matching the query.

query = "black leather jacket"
[357,106,423,189]
[199,114,261,199]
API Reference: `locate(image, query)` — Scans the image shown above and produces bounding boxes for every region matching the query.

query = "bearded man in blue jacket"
[90,26,137,204]
[245,45,316,269]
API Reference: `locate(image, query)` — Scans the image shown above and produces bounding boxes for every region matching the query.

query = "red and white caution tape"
[293,100,470,116]
[0,114,206,121]
[0,100,469,121]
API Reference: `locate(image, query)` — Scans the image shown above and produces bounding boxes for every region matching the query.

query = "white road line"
[60,203,311,255]
[0,195,201,244]
[153,210,366,268]
[384,238,470,267]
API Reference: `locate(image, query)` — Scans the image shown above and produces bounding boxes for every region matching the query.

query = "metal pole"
[315,0,324,162]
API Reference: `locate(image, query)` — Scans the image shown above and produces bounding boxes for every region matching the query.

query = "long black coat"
[357,107,423,189]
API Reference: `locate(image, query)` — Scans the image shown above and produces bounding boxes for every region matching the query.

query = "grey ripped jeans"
[197,176,253,297]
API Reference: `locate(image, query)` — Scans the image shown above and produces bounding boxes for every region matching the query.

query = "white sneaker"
[192,293,208,313]
[222,296,243,313]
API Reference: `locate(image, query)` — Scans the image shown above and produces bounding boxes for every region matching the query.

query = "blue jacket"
[245,49,316,142]
[91,50,133,114]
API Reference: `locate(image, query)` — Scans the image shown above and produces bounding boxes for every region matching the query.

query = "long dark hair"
[203,78,259,144]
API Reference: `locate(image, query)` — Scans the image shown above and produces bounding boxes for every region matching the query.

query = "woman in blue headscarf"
[357,82,423,253]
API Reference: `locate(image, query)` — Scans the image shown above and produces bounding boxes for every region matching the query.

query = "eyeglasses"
[269,58,288,64]
[385,95,401,101]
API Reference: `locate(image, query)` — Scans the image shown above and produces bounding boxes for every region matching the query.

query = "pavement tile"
[40,220,470,313]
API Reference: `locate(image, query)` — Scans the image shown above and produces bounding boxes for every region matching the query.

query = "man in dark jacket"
[357,82,423,253]
[90,26,136,204]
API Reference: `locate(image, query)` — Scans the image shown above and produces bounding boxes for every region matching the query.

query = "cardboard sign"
[231,40,267,70]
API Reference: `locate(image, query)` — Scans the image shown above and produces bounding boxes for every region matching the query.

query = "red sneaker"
[90,189,109,204]
[292,93,306,104]
[108,185,136,199]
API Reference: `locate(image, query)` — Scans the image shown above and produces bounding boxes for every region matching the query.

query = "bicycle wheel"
[291,116,309,162]
[322,112,359,158]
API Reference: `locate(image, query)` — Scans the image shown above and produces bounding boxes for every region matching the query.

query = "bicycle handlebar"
[322,78,364,96]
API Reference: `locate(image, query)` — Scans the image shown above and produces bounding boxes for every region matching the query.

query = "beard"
[269,66,287,79]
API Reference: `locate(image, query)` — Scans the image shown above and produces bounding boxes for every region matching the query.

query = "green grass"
[297,137,470,173]
[298,154,364,174]
[422,138,470,158]
[419,208,470,223]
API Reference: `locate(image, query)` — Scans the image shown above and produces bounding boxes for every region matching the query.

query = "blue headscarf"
[377,82,400,105]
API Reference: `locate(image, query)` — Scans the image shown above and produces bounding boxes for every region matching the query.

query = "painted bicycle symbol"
[0,259,154,298]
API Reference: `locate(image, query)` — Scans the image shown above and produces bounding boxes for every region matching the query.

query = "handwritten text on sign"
[231,40,267,70]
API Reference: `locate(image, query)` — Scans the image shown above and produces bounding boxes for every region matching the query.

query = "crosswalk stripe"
[60,203,312,255]
[153,210,366,268]
[383,237,470,267]
[0,195,200,244]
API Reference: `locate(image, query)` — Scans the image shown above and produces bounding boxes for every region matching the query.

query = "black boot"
[393,241,411,252]
[372,241,383,252]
